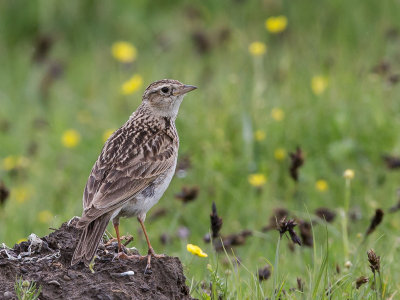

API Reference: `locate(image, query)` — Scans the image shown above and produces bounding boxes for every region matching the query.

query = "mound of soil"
[0,219,193,300]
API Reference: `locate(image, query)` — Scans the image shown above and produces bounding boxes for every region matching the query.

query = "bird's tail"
[71,213,111,266]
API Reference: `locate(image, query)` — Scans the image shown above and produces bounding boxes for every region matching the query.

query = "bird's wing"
[80,127,177,224]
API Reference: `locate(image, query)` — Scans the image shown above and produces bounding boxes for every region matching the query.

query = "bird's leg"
[114,222,123,253]
[111,219,146,261]
[112,220,136,259]
[138,217,165,274]
[105,220,123,249]
[112,221,129,259]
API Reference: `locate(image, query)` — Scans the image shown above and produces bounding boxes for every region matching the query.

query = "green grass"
[1,0,400,298]
[14,277,41,300]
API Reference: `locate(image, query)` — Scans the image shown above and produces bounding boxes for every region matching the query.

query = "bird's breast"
[116,158,177,219]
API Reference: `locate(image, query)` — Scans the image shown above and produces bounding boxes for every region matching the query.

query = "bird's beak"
[173,84,197,96]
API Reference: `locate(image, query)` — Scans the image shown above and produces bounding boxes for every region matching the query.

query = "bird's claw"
[148,247,165,258]
[67,216,80,227]
[144,262,152,275]
[143,248,166,274]
[115,248,164,274]
[105,235,133,247]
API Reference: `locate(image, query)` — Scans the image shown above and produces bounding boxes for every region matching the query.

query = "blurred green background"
[1,0,400,298]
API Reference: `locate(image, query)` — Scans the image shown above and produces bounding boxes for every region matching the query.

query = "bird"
[71,79,197,272]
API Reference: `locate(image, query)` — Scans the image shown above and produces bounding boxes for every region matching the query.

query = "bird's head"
[141,79,197,119]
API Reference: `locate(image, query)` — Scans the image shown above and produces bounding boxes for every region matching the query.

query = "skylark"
[71,79,197,272]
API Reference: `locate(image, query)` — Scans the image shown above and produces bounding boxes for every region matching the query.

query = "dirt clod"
[0,221,193,299]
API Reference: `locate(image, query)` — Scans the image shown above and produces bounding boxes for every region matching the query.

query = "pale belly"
[111,161,176,222]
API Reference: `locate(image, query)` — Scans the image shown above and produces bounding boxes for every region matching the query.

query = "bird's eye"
[161,87,169,93]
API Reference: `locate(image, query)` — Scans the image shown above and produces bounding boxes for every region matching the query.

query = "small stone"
[48,280,61,287]
[111,271,135,277]
[140,284,150,292]
[28,233,43,253]
[63,275,71,281]
[3,291,13,299]
[67,270,77,279]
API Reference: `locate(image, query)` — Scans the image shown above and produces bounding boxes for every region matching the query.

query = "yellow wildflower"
[271,108,285,121]
[311,76,328,95]
[103,129,116,143]
[254,130,266,141]
[274,148,286,161]
[38,210,53,224]
[17,238,27,244]
[2,155,17,170]
[111,41,137,63]
[61,129,81,148]
[121,74,143,95]
[265,16,288,34]
[315,180,328,192]
[187,244,208,258]
[12,186,30,204]
[343,169,355,180]
[248,173,267,187]
[248,42,267,56]
[2,155,29,171]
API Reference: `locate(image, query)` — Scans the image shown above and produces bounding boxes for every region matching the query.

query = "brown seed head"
[0,181,10,206]
[388,74,400,85]
[210,202,223,238]
[213,230,252,252]
[258,265,271,281]
[372,61,390,75]
[175,186,199,203]
[262,208,289,232]
[367,249,381,274]
[278,218,301,246]
[299,220,313,247]
[289,147,304,182]
[366,209,384,236]
[383,154,400,169]
[355,276,369,289]
[336,263,341,274]
[315,207,336,223]
[148,208,167,222]
[297,277,304,292]
[32,34,53,63]
[191,30,211,54]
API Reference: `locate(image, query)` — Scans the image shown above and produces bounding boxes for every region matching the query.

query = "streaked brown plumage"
[71,79,196,271]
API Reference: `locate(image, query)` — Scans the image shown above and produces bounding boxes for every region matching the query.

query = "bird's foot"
[105,238,118,245]
[67,216,80,227]
[143,248,166,275]
[148,247,165,258]
[115,251,146,260]
[105,235,133,246]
